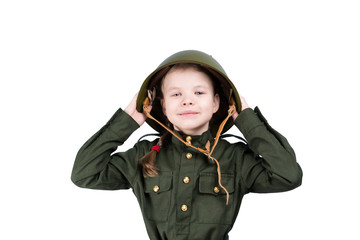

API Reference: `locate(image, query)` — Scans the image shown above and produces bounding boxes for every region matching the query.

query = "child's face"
[161,67,220,136]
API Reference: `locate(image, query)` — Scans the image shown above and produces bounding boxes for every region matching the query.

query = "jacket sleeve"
[235,107,303,193]
[71,108,147,190]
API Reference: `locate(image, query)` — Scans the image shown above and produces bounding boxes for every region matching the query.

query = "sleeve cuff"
[234,107,264,137]
[107,108,140,142]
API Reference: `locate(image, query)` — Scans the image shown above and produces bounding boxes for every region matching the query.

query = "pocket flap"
[199,172,234,195]
[144,171,172,194]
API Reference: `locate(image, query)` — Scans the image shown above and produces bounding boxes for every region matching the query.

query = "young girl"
[71,50,302,240]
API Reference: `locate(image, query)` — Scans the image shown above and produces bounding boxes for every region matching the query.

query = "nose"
[182,95,194,106]
[182,100,193,106]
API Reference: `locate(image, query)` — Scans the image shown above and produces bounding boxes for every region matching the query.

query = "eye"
[195,91,204,95]
[172,93,181,97]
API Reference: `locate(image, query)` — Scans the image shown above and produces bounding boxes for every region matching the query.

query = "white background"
[1,0,359,239]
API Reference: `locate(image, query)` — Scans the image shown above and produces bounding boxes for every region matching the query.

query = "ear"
[161,99,167,116]
[213,93,220,113]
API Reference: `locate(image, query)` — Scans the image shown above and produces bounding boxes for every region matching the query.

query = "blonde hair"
[140,131,171,177]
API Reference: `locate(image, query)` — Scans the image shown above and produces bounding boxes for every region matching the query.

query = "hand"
[124,93,152,126]
[231,95,249,120]
[240,95,249,111]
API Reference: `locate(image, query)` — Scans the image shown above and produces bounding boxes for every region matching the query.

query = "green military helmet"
[136,50,241,136]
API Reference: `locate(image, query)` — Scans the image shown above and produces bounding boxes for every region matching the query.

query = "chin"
[176,126,208,135]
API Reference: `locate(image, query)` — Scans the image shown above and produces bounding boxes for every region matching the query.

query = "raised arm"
[235,105,302,193]
[71,94,151,190]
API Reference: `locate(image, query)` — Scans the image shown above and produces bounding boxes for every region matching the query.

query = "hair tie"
[151,144,160,153]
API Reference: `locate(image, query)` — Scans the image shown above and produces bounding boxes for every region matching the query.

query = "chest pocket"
[194,172,235,224]
[143,171,173,222]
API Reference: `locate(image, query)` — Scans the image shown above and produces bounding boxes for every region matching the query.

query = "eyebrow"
[166,87,181,91]
[193,85,210,89]
[167,85,210,91]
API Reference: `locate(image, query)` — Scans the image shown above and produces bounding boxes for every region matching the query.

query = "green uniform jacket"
[71,107,302,240]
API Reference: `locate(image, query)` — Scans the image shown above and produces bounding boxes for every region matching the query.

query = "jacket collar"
[171,130,215,150]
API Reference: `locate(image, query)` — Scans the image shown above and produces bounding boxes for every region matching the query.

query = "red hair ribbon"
[151,144,160,153]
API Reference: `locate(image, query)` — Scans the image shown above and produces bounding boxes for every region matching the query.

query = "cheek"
[161,99,167,116]
[212,94,220,113]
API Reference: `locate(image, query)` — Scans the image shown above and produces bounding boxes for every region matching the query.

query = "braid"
[140,131,171,177]
[140,149,159,177]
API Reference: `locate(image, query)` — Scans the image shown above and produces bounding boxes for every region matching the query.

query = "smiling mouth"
[179,111,199,116]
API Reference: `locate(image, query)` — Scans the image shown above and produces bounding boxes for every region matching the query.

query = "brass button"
[181,204,188,212]
[186,153,192,159]
[183,176,190,184]
[186,136,192,144]
[213,186,220,194]
[153,185,160,193]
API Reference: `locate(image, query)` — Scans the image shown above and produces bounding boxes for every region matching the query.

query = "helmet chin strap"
[143,96,236,205]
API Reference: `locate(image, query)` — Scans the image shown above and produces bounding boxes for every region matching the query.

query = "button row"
[153,185,220,193]
[154,185,220,194]
[180,136,192,214]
